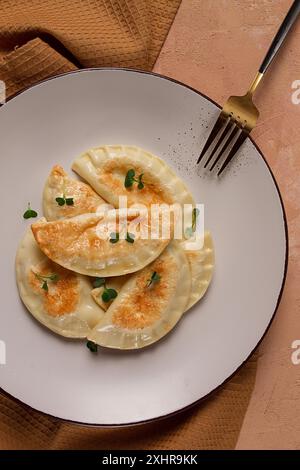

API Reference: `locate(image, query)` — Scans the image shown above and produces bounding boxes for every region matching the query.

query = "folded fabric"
[0,0,181,97]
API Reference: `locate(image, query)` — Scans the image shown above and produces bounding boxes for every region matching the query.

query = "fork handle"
[259,0,300,74]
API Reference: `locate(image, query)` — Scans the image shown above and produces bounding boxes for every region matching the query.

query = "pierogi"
[16,144,214,350]
[16,224,104,338]
[88,242,191,349]
[43,165,106,221]
[31,209,171,277]
[72,145,195,209]
[181,232,215,311]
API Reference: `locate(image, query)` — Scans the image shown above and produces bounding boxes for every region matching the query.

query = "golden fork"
[197,0,300,176]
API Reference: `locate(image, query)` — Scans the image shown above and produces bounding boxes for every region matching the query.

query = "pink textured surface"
[154,0,300,450]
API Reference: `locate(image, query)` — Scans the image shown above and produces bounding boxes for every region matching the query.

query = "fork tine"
[209,123,240,171]
[203,119,235,169]
[197,114,227,164]
[217,130,249,176]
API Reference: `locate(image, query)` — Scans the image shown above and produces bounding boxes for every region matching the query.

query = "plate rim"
[0,67,289,428]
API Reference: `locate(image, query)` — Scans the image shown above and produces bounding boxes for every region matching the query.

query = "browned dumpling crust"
[15,225,104,338]
[72,145,195,209]
[31,210,171,277]
[43,165,107,221]
[88,242,191,350]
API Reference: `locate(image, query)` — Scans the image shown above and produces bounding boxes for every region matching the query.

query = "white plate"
[0,69,287,426]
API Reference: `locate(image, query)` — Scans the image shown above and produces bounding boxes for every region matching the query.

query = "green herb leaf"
[152,272,161,282]
[102,287,118,302]
[107,288,118,299]
[56,194,74,207]
[41,280,49,292]
[147,271,161,287]
[109,232,120,243]
[93,277,106,288]
[55,197,65,206]
[86,341,98,353]
[192,207,200,232]
[23,203,38,219]
[184,226,193,239]
[185,208,200,238]
[125,169,145,190]
[34,272,59,290]
[94,277,118,303]
[126,232,135,243]
[65,197,74,206]
[23,209,38,219]
[102,290,111,303]
[125,169,136,188]
[137,174,144,190]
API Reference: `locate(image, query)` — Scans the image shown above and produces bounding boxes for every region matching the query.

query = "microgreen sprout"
[86,341,98,353]
[109,232,120,243]
[93,277,118,303]
[125,169,144,190]
[55,195,74,206]
[34,272,59,291]
[146,271,161,288]
[23,203,38,219]
[185,207,200,238]
[109,232,135,244]
[125,232,135,243]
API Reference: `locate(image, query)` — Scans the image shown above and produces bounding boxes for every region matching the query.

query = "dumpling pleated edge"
[72,144,195,208]
[182,231,215,312]
[87,241,192,350]
[15,224,105,339]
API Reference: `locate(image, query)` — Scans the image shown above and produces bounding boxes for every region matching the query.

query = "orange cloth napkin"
[0,0,181,97]
[0,355,257,449]
[0,0,257,450]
